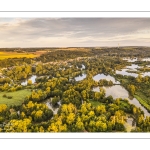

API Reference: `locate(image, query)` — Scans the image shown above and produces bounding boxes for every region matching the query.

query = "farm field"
[0,51,48,60]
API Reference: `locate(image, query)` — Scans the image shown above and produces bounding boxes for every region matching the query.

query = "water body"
[76,64,85,70]
[127,118,134,126]
[123,57,150,62]
[44,99,61,114]
[142,58,150,61]
[93,85,150,116]
[93,73,120,84]
[142,72,150,77]
[45,102,59,114]
[116,64,150,77]
[116,64,141,77]
[126,64,142,71]
[116,69,138,77]
[21,75,37,86]
[146,65,150,68]
[75,73,87,81]
[81,64,85,69]
[123,58,138,62]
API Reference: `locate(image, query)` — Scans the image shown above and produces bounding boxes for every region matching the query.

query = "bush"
[3,94,7,98]
[7,96,13,99]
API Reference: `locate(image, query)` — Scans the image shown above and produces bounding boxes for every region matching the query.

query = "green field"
[134,93,150,112]
[0,89,31,106]
[89,100,102,107]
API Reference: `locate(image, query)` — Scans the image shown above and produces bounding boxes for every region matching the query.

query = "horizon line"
[0,46,150,49]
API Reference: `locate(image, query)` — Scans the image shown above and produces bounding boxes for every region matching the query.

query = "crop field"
[0,89,31,106]
[0,51,48,60]
[0,51,36,59]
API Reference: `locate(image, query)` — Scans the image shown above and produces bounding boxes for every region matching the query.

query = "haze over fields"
[1,18,150,47]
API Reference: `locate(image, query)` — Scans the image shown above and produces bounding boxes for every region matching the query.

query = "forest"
[0,47,150,132]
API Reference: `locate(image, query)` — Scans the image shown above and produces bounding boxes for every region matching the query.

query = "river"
[93,85,150,116]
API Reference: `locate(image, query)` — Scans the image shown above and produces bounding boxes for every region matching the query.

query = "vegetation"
[0,90,31,106]
[0,47,150,132]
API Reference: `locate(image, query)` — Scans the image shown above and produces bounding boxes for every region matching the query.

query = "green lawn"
[89,100,103,107]
[0,89,31,106]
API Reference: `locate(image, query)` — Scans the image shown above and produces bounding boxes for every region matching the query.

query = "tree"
[4,118,31,132]
[75,117,84,131]
[95,105,106,116]
[128,84,135,96]
[0,104,7,114]
[66,113,75,125]
[27,79,32,85]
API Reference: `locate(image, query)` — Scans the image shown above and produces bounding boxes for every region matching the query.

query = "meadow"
[0,89,31,106]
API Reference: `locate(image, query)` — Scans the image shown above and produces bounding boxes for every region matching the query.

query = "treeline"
[0,58,32,68]
[35,50,94,63]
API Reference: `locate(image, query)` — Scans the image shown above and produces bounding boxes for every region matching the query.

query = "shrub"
[7,96,13,99]
[3,94,7,98]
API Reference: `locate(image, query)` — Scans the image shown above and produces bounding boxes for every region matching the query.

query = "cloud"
[0,18,150,47]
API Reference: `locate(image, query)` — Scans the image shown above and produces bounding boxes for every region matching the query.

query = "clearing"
[0,89,31,106]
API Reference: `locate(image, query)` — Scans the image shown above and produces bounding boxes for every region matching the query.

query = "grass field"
[0,89,31,106]
[89,100,103,107]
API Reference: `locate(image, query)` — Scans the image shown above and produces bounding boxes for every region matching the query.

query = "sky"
[0,18,150,47]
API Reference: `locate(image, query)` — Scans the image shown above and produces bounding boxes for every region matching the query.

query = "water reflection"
[116,64,150,77]
[93,85,129,99]
[126,64,142,71]
[123,58,138,62]
[127,118,134,126]
[123,57,150,62]
[142,72,150,77]
[45,100,61,114]
[82,64,85,70]
[21,75,37,86]
[142,58,150,61]
[93,73,120,84]
[146,65,150,68]
[75,73,87,81]
[116,69,138,77]
[93,85,150,116]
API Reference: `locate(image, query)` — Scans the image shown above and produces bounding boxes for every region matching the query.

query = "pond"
[126,117,134,126]
[81,64,85,70]
[142,72,150,77]
[126,64,142,71]
[21,75,37,86]
[142,58,150,61]
[116,64,142,77]
[75,73,87,81]
[116,63,150,77]
[123,57,150,62]
[123,57,138,62]
[146,65,150,68]
[76,64,85,70]
[93,73,120,84]
[44,99,61,114]
[93,85,150,116]
[116,69,138,77]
